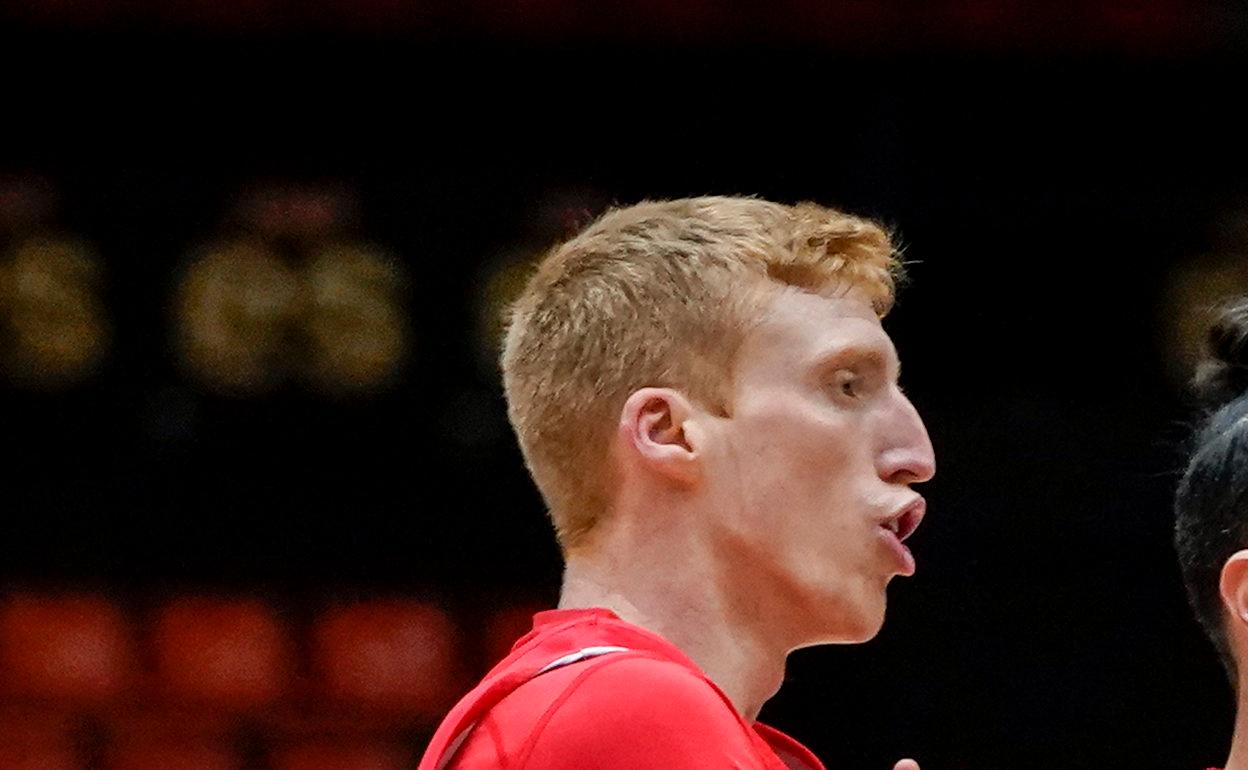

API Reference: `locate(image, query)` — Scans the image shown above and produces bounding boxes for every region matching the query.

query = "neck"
[1228,679,1248,770]
[559,539,789,722]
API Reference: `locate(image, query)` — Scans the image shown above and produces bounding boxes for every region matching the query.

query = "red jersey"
[418,608,824,770]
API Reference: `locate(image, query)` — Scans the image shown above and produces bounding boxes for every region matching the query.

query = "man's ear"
[618,387,703,486]
[1219,550,1248,631]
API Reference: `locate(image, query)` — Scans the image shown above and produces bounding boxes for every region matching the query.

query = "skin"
[560,284,935,769]
[1217,551,1248,770]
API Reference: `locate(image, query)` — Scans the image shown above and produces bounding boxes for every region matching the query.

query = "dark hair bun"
[1194,297,1248,410]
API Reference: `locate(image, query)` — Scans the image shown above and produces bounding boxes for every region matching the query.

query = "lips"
[882,498,925,543]
[878,497,925,576]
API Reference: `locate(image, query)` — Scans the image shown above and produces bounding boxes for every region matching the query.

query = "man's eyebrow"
[811,343,901,379]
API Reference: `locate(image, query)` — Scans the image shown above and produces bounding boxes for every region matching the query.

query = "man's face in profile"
[701,286,935,644]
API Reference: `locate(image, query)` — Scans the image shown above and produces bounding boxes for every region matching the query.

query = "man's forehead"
[756,286,884,334]
[745,287,897,364]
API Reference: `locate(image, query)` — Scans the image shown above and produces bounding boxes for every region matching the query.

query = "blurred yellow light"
[303,244,406,394]
[473,251,536,376]
[1,236,109,387]
[175,240,301,394]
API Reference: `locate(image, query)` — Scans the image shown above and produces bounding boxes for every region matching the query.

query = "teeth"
[886,519,900,534]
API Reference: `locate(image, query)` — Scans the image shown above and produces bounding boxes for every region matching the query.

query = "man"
[1175,298,1248,770]
[420,196,935,770]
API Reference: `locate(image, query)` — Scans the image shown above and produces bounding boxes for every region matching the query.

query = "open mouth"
[881,499,925,542]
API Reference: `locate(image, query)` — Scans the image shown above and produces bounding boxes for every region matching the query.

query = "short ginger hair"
[501,196,903,551]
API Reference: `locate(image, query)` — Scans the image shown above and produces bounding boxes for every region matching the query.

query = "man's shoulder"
[512,650,739,726]
[457,652,759,769]
[520,653,759,766]
[563,651,735,712]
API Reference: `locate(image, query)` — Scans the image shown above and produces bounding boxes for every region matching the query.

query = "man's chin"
[798,598,886,646]
[839,611,886,644]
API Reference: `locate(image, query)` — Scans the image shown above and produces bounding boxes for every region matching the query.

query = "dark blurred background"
[2,2,1247,769]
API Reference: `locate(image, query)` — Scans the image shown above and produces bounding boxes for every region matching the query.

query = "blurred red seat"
[271,741,411,770]
[310,600,457,718]
[481,603,548,670]
[0,705,77,745]
[150,596,292,709]
[0,593,133,704]
[0,741,81,770]
[103,740,242,770]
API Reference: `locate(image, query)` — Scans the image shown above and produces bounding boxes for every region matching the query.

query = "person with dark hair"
[1176,298,1248,770]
